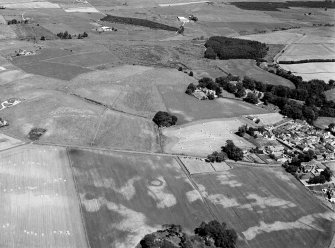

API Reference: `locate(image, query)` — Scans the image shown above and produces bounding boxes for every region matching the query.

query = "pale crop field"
[0,145,88,248]
[237,31,303,44]
[162,117,255,157]
[279,44,335,62]
[0,133,24,151]
[68,149,213,248]
[280,63,335,82]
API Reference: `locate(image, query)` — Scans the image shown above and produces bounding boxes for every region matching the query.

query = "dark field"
[230,1,335,11]
[18,61,91,80]
[101,15,179,31]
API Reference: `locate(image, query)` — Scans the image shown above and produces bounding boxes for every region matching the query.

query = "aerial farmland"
[0,0,334,247]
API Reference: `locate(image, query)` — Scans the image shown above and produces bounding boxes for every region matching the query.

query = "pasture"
[159,84,270,124]
[237,31,303,44]
[191,167,335,248]
[214,59,295,88]
[92,109,161,152]
[0,144,88,248]
[247,112,285,126]
[0,90,104,146]
[162,118,255,157]
[279,63,335,82]
[0,133,24,151]
[278,44,335,62]
[314,117,335,130]
[68,149,213,248]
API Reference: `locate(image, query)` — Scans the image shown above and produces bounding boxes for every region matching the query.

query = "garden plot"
[180,157,215,174]
[0,144,88,248]
[163,118,255,157]
[68,149,213,248]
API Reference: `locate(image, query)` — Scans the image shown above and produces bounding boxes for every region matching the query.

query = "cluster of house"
[14,49,36,56]
[272,120,335,160]
[0,98,21,111]
[192,88,217,100]
[0,118,8,128]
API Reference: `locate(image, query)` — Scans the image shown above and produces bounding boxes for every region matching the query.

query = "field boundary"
[65,147,92,248]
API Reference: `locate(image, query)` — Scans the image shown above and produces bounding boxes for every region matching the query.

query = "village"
[237,118,335,205]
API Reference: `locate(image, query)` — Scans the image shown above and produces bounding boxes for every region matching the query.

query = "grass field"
[214,59,295,88]
[191,166,335,248]
[247,113,285,126]
[162,118,255,157]
[314,117,335,129]
[12,24,56,40]
[92,109,161,152]
[0,144,88,248]
[69,66,190,118]
[0,25,16,40]
[159,84,271,124]
[279,63,335,82]
[68,149,213,248]
[278,44,335,62]
[237,31,303,45]
[0,90,104,145]
[0,133,24,151]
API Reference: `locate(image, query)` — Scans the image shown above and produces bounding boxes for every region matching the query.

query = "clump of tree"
[139,221,237,248]
[8,19,29,25]
[204,36,268,60]
[243,92,259,104]
[185,77,222,99]
[206,151,227,163]
[152,111,177,127]
[57,31,72,39]
[77,32,88,39]
[207,140,243,162]
[237,125,265,138]
[307,168,332,184]
[28,128,47,141]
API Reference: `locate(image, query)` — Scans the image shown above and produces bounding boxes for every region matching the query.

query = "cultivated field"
[246,112,285,126]
[191,167,335,248]
[162,118,255,157]
[0,144,88,248]
[180,156,230,174]
[68,149,213,248]
[278,44,335,62]
[279,63,335,82]
[214,59,295,88]
[92,109,161,152]
[0,133,24,151]
[237,31,303,44]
